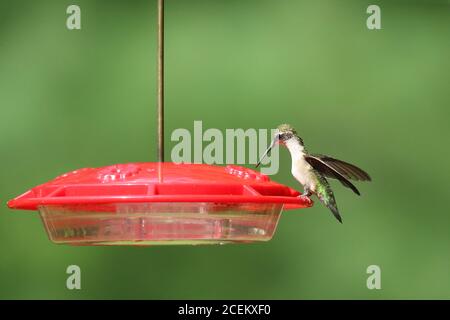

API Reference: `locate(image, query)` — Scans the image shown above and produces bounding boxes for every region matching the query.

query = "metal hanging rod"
[157,0,164,162]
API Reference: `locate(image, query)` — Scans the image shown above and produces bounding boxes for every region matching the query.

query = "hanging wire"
[157,0,165,162]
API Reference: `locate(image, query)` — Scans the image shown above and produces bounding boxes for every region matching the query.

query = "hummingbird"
[256,124,371,223]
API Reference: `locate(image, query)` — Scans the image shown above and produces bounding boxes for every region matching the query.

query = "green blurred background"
[1,0,449,299]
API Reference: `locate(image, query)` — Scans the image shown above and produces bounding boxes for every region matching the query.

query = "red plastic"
[8,163,312,210]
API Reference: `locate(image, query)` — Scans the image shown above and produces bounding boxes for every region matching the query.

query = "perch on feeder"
[7,0,313,246]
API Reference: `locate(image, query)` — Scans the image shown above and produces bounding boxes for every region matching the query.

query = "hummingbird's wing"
[305,154,371,195]
[306,154,371,181]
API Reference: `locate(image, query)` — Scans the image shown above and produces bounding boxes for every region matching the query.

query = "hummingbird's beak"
[256,135,279,168]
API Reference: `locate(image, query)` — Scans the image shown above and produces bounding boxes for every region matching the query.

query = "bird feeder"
[7,0,313,246]
[8,163,311,245]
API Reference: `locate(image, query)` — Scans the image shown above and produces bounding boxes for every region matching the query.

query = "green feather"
[314,171,342,223]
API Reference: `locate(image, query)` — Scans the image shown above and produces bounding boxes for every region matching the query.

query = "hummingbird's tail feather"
[324,198,343,224]
[315,174,343,224]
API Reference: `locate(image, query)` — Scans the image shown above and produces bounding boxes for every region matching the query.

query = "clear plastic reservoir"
[39,202,284,245]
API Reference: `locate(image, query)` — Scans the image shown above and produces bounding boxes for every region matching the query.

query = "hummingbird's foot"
[299,189,312,199]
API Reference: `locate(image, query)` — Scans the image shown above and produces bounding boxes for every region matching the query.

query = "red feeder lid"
[7,163,312,211]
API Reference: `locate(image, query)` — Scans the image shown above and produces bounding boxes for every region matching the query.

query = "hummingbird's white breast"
[284,139,318,192]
